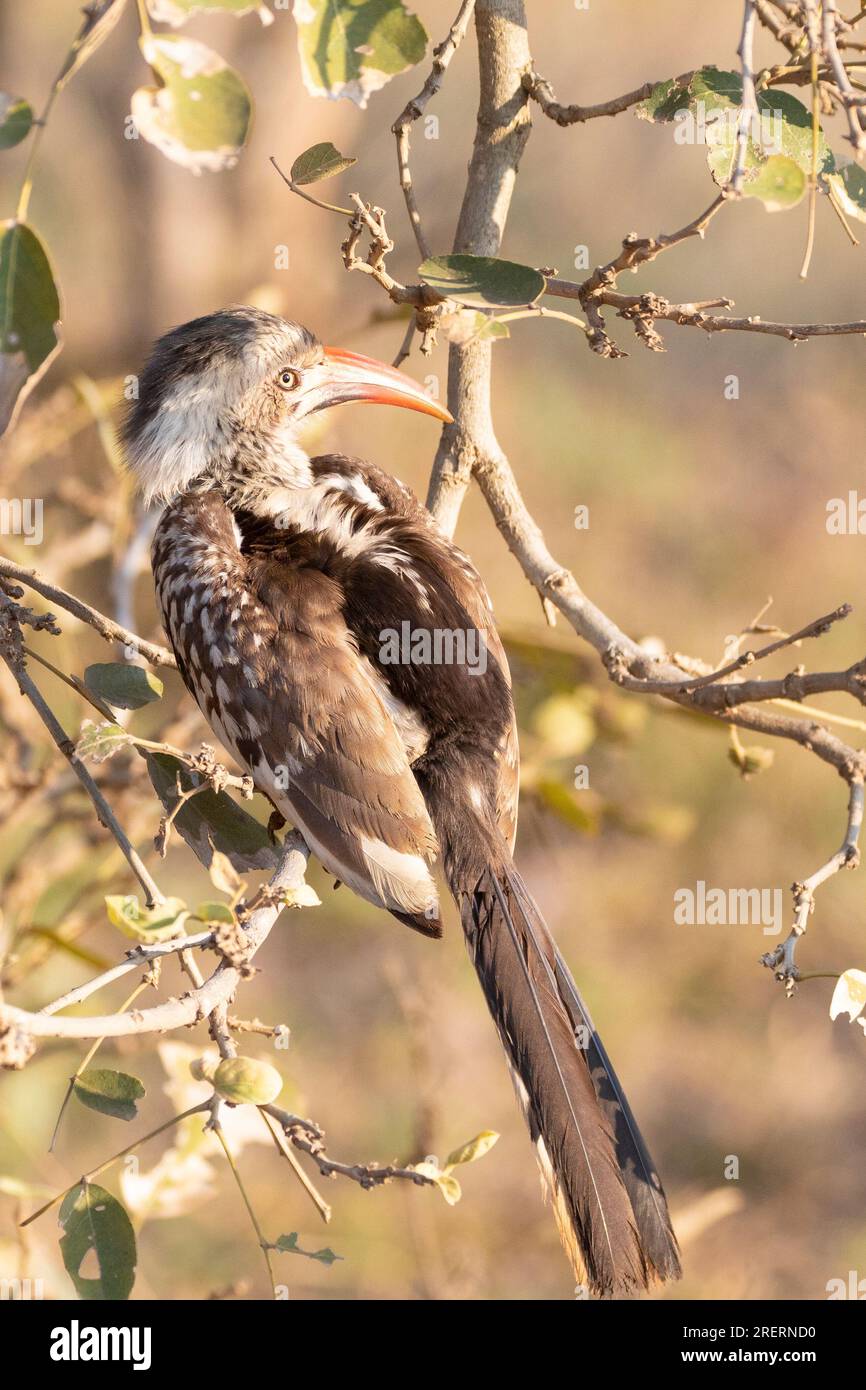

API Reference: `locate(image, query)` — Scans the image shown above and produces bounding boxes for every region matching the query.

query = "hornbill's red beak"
[298,346,453,424]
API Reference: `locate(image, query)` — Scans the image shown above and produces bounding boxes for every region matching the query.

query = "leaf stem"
[269,157,355,216]
[22,1101,209,1227]
[799,42,821,280]
[212,1116,279,1298]
[497,306,589,333]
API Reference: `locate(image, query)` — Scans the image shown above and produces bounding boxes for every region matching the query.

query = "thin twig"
[761,782,864,988]
[268,156,354,217]
[0,647,165,908]
[521,68,667,125]
[0,836,309,1042]
[391,0,477,259]
[823,0,866,153]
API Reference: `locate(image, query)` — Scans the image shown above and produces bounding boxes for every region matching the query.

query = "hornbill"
[124,306,680,1297]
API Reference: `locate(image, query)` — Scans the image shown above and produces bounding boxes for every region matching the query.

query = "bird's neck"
[205,431,315,517]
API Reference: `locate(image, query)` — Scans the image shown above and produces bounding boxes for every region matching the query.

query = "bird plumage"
[128,307,680,1296]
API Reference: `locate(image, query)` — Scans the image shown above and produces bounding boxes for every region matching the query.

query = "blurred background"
[2,0,866,1301]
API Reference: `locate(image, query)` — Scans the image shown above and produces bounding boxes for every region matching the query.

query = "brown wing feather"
[152,489,441,932]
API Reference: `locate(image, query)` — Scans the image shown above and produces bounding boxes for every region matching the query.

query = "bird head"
[123,305,452,507]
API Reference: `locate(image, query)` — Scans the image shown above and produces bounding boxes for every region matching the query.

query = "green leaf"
[294,0,427,108]
[84,662,163,709]
[444,1130,500,1170]
[418,254,546,308]
[77,719,135,763]
[193,899,236,924]
[132,34,252,173]
[73,1069,146,1122]
[146,751,280,873]
[0,221,61,435]
[290,141,357,185]
[147,0,273,24]
[830,162,866,223]
[274,1232,342,1264]
[56,0,128,92]
[638,67,832,210]
[59,1182,137,1301]
[105,893,188,942]
[0,95,33,150]
[637,76,691,124]
[739,154,806,212]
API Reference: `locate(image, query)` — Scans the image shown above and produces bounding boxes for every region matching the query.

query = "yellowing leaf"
[105,894,188,942]
[193,900,236,924]
[444,1130,500,1170]
[132,34,252,173]
[77,720,134,763]
[280,882,322,909]
[830,968,866,1022]
[148,0,273,24]
[435,1173,462,1205]
[293,0,427,109]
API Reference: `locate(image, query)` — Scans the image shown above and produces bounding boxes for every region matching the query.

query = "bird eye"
[278,368,300,391]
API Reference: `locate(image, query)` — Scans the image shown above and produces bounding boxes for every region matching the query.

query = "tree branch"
[0,554,176,667]
[426,0,533,537]
[521,68,663,126]
[0,834,309,1043]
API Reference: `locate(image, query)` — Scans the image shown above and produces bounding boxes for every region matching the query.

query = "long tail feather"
[456,858,679,1296]
[508,871,681,1282]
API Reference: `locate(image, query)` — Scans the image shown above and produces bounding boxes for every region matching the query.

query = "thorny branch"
[262,1105,437,1193]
